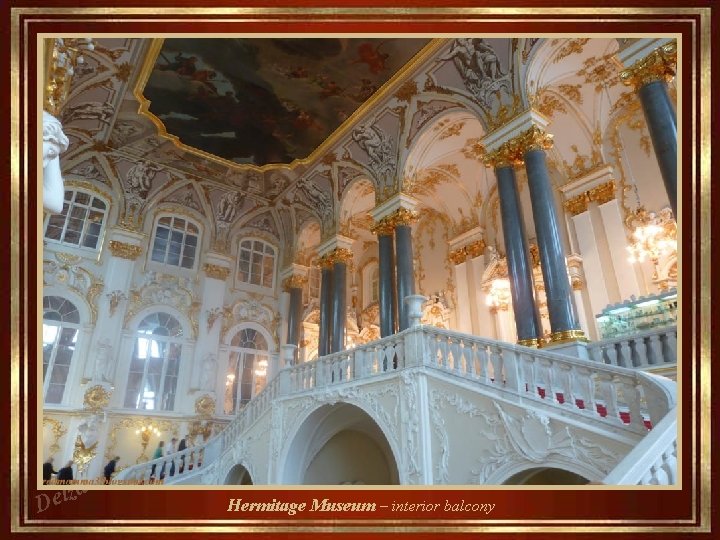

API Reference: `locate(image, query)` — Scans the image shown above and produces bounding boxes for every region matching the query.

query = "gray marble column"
[524,148,584,342]
[495,165,543,346]
[638,80,677,217]
[318,266,333,357]
[331,260,347,353]
[395,224,416,331]
[378,233,397,337]
[286,287,303,348]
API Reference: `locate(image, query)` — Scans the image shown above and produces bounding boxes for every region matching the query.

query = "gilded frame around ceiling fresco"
[133,38,446,173]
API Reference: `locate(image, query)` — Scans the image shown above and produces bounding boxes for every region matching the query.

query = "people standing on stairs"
[57,460,74,482]
[150,441,164,479]
[42,457,57,484]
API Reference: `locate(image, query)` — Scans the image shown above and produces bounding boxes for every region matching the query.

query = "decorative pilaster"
[281,270,308,353]
[620,41,677,217]
[516,125,586,345]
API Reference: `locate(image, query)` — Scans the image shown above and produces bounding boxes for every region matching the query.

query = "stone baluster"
[647,333,664,365]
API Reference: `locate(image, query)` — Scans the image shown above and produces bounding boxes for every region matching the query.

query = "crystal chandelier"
[485,278,512,310]
[254,358,268,377]
[626,206,677,278]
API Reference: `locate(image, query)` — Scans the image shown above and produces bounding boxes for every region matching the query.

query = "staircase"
[116,324,678,486]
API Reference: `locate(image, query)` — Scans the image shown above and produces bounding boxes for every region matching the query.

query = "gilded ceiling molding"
[620,42,677,91]
[394,80,418,103]
[203,263,231,281]
[552,38,590,64]
[44,38,95,116]
[108,240,143,260]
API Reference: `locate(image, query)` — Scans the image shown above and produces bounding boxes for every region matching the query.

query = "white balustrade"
[588,326,677,368]
[118,324,677,484]
[602,407,678,484]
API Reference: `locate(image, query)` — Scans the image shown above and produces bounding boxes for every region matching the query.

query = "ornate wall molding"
[563,180,617,216]
[203,263,231,281]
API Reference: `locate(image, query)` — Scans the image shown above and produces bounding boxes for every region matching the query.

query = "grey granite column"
[638,80,677,217]
[378,233,397,337]
[395,222,416,331]
[495,164,543,346]
[286,286,303,348]
[524,147,585,343]
[318,265,333,357]
[331,259,347,353]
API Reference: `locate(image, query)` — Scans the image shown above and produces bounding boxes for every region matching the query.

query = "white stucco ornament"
[42,110,70,213]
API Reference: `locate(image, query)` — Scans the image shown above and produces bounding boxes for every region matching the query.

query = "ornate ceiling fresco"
[141,38,431,167]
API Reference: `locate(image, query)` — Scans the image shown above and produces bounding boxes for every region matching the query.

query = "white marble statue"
[93,338,113,383]
[42,111,70,213]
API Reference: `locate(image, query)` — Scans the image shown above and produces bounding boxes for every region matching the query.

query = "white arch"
[278,400,402,485]
[483,454,606,485]
[127,305,193,341]
[42,286,93,325]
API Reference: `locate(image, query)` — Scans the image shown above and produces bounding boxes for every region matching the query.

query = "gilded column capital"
[620,41,677,91]
[386,207,419,227]
[564,193,590,216]
[483,141,523,169]
[325,248,354,266]
[448,239,486,265]
[370,216,396,236]
[107,240,143,260]
[203,263,231,280]
[283,275,308,291]
[587,180,616,205]
[514,125,554,154]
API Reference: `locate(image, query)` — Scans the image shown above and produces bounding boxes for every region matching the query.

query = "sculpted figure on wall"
[125,160,161,199]
[296,177,332,222]
[92,337,114,383]
[42,111,70,213]
[216,191,242,226]
[199,353,217,392]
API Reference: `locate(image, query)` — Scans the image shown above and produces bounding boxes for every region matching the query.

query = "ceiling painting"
[142,38,431,167]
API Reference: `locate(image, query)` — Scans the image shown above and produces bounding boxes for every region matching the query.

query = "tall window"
[124,312,183,411]
[43,296,80,404]
[150,216,199,269]
[223,328,269,414]
[237,239,276,288]
[44,190,107,250]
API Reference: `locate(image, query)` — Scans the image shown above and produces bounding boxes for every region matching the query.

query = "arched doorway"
[281,403,399,485]
[504,467,591,485]
[224,464,253,485]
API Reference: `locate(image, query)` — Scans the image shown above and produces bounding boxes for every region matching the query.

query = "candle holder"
[135,423,161,463]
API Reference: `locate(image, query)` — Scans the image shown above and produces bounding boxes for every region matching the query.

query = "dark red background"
[3,1,717,538]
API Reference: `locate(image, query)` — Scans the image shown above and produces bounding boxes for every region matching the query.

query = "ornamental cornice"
[107,240,143,260]
[448,239,487,265]
[324,248,354,266]
[620,42,677,91]
[563,180,617,216]
[483,125,553,168]
[513,125,554,154]
[203,263,231,281]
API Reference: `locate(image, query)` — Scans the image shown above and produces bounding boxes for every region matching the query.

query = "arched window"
[124,312,183,411]
[223,328,269,414]
[150,216,200,270]
[237,239,276,288]
[42,296,80,404]
[44,189,108,250]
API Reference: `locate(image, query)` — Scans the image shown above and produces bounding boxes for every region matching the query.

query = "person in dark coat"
[57,460,74,482]
[42,457,57,484]
[104,456,120,483]
[177,435,187,473]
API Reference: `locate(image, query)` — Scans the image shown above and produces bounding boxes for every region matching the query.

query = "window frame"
[43,189,109,252]
[148,214,202,272]
[42,296,81,405]
[223,327,270,415]
[235,238,277,291]
[123,312,185,412]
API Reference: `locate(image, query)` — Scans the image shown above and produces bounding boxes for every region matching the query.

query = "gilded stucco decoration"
[104,417,179,464]
[552,38,590,64]
[620,42,677,91]
[394,79,418,103]
[83,384,112,411]
[106,290,127,317]
[205,306,224,333]
[576,53,622,92]
[108,240,143,260]
[461,138,486,161]
[43,252,104,323]
[44,38,96,116]
[283,274,308,291]
[195,395,216,417]
[43,418,68,458]
[448,239,486,265]
[123,272,199,336]
[203,263,231,281]
[220,296,276,343]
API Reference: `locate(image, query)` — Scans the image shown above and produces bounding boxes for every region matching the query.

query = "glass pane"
[263,271,273,288]
[46,383,65,404]
[265,244,274,255]
[174,218,185,229]
[63,229,81,245]
[254,241,263,251]
[185,234,197,247]
[170,230,184,244]
[74,192,90,205]
[181,256,194,269]
[241,240,251,249]
[50,363,70,384]
[82,234,99,249]
[64,191,72,201]
[44,224,63,241]
[123,372,144,408]
[155,226,169,240]
[159,216,171,226]
[187,223,198,234]
[91,198,106,210]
